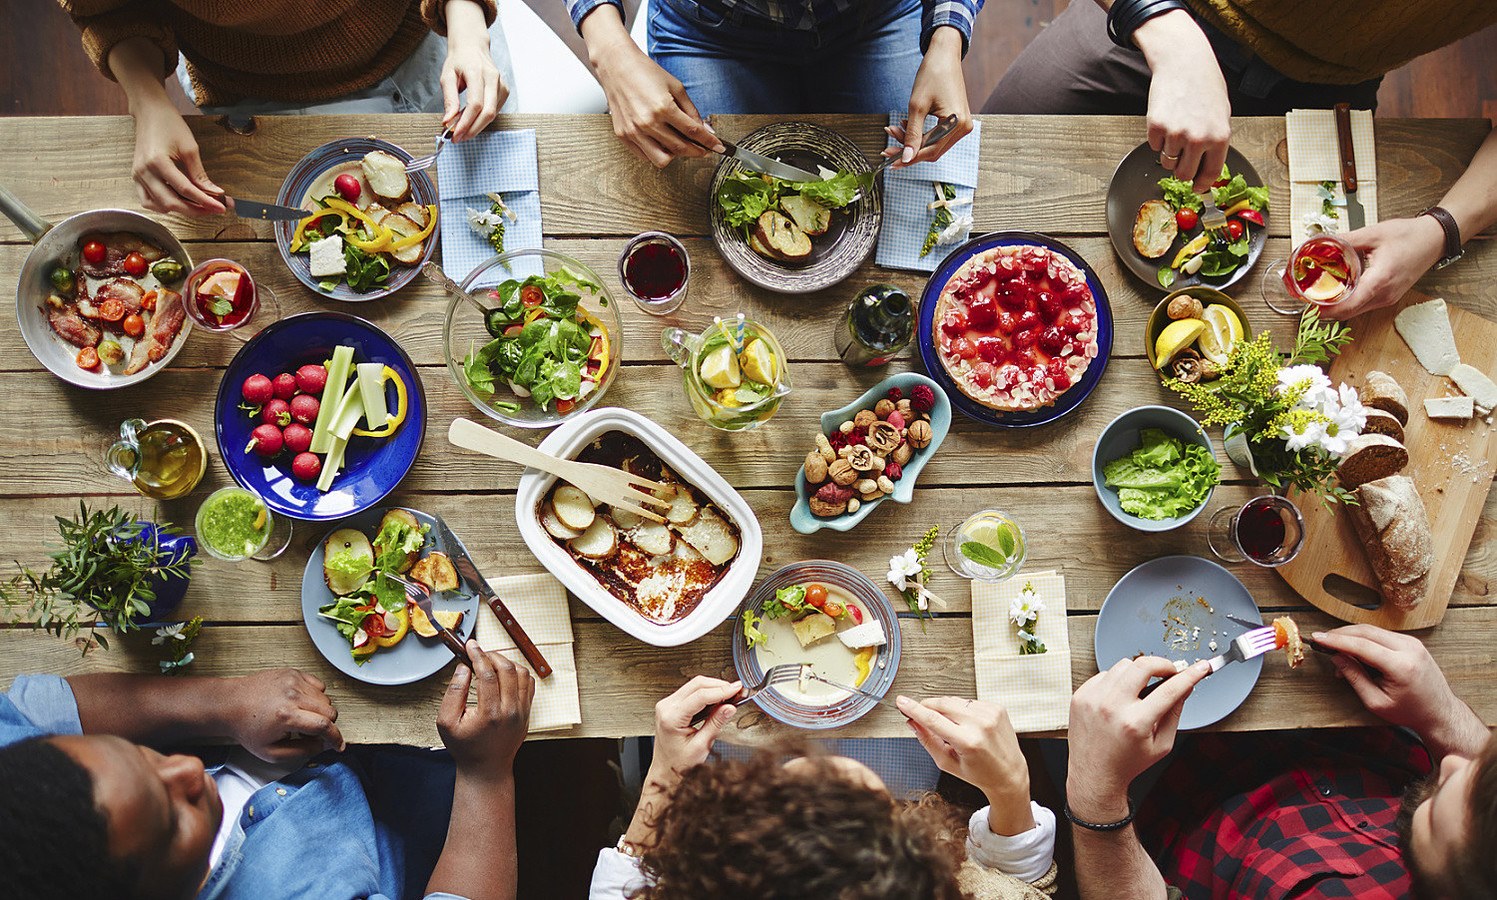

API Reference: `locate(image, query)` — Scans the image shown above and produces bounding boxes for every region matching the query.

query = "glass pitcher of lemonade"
[104,418,207,500]
[662,315,792,431]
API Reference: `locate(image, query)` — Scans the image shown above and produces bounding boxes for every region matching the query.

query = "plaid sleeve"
[921,0,984,55]
[567,0,626,32]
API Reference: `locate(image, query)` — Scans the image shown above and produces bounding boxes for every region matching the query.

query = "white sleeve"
[964,802,1056,883]
[588,848,648,899]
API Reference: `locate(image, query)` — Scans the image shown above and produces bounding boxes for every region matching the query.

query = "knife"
[681,133,822,182]
[223,196,314,222]
[412,593,473,670]
[802,672,907,716]
[433,518,553,679]
[1333,103,1366,231]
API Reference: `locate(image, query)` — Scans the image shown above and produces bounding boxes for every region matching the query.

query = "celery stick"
[310,345,356,454]
[317,435,348,492]
[355,363,389,430]
[331,380,366,442]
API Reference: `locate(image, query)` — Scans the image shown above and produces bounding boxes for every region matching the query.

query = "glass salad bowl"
[443,248,623,429]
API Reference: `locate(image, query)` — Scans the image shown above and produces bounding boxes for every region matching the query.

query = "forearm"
[1132,9,1215,71]
[427,772,518,900]
[445,0,491,47]
[620,773,673,850]
[1437,127,1497,242]
[983,781,1037,836]
[578,2,631,65]
[1419,700,1491,761]
[68,673,240,744]
[106,36,173,113]
[1067,784,1168,900]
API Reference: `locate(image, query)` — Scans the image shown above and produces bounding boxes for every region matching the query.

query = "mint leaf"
[960,541,1012,569]
[209,297,234,318]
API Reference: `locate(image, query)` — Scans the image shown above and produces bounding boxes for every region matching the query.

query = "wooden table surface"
[1,114,1494,748]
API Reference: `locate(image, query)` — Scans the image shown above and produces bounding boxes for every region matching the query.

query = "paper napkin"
[1285,109,1379,244]
[971,570,1071,733]
[875,115,982,273]
[473,571,580,733]
[435,129,544,285]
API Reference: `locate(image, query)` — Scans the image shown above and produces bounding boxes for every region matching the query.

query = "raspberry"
[815,483,854,503]
[911,384,936,412]
[828,430,848,450]
[886,387,903,401]
[884,462,904,480]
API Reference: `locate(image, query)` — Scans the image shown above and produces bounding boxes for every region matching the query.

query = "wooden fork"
[447,417,671,522]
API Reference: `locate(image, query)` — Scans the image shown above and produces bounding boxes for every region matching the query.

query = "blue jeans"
[648,0,924,115]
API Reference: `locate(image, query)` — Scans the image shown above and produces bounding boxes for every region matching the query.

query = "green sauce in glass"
[196,487,271,560]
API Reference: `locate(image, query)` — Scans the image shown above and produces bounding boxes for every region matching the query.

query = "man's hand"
[898,695,1035,835]
[1316,625,1488,758]
[1134,10,1231,193]
[1318,217,1446,320]
[441,0,507,141]
[130,98,226,217]
[1067,657,1209,821]
[886,27,972,167]
[437,642,535,778]
[227,668,344,762]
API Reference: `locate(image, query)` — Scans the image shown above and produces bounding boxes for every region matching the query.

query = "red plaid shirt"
[1135,728,1431,900]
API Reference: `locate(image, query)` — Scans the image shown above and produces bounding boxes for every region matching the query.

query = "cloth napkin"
[971,570,1071,734]
[1285,109,1379,244]
[435,129,544,286]
[473,572,580,733]
[875,115,982,273]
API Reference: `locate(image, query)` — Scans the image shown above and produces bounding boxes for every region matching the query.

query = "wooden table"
[2,114,1494,748]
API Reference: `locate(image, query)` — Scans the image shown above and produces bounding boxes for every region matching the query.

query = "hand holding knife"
[434,517,552,679]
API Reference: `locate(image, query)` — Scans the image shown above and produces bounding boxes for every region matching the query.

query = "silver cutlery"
[681,132,823,182]
[802,671,907,715]
[1226,614,1337,656]
[404,129,453,174]
[688,663,806,726]
[387,572,472,669]
[222,196,310,221]
[1139,625,1280,697]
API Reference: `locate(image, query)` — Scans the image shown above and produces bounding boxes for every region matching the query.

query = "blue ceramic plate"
[732,561,901,730]
[301,507,478,685]
[1094,555,1263,730]
[917,231,1113,428]
[273,137,438,302]
[789,372,951,535]
[1091,405,1216,533]
[215,312,426,522]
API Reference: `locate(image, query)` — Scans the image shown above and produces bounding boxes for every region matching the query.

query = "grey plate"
[1094,555,1263,730]
[709,122,881,294]
[1105,142,1267,293]
[301,507,479,686]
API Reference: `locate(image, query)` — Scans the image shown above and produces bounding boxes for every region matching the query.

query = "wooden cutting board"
[1277,291,1497,630]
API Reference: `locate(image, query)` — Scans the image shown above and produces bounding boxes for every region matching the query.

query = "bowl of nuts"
[1145,286,1252,384]
[789,372,951,535]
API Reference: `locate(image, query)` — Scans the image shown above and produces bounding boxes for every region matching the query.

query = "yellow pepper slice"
[386,205,438,251]
[853,647,876,687]
[321,197,382,229]
[291,209,347,250]
[352,366,409,438]
[580,310,611,383]
[346,226,394,254]
[1221,198,1256,217]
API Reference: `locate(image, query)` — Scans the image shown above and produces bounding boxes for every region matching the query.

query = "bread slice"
[1132,199,1178,259]
[1360,409,1405,443]
[752,210,811,263]
[1424,395,1474,421]
[1361,370,1408,424]
[780,194,831,236]
[1337,433,1409,488]
[361,150,410,201]
[1347,475,1432,608]
[1394,298,1460,376]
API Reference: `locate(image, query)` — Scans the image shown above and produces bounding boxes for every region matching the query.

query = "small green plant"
[153,617,203,675]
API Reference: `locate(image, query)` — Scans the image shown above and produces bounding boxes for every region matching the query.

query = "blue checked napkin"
[875,115,982,273]
[436,129,544,286]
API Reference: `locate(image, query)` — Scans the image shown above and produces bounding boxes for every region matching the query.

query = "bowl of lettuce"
[1092,406,1220,531]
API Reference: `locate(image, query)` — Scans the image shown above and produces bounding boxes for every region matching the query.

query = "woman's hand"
[442,0,507,141]
[1135,10,1231,192]
[226,668,344,762]
[899,695,1034,835]
[1320,217,1446,320]
[645,676,741,788]
[130,97,226,217]
[887,26,972,167]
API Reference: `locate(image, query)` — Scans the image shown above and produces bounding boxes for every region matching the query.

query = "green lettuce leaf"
[1102,429,1220,520]
[791,172,860,209]
[1158,177,1202,212]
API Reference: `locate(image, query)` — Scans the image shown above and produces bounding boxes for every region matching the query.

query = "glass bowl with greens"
[443,249,622,429]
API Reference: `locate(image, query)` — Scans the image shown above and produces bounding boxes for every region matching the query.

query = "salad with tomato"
[1154,166,1269,288]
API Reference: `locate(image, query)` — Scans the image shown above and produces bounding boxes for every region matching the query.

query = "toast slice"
[1132,199,1178,259]
[752,210,811,263]
[1336,433,1409,489]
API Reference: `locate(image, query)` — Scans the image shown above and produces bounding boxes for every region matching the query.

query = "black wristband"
[1418,206,1464,269]
[1064,798,1136,832]
[1107,0,1189,50]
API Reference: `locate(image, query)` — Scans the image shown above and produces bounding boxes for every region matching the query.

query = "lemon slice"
[965,518,1023,561]
[699,344,741,390]
[1302,271,1346,303]
[1154,318,1206,369]
[738,337,777,385]
[1197,304,1244,366]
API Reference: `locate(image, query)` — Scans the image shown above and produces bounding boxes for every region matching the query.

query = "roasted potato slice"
[361,150,410,201]
[323,528,373,596]
[1132,199,1178,259]
[676,507,739,566]
[552,486,597,531]
[541,501,584,540]
[629,519,675,556]
[570,518,618,560]
[410,551,459,593]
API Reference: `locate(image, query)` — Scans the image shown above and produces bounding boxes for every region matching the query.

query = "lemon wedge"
[1302,271,1346,303]
[1197,304,1245,366]
[1154,318,1206,369]
[964,518,1022,561]
[738,337,777,385]
[699,344,742,390]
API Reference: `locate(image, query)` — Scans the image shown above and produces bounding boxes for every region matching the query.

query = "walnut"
[846,497,861,513]
[1167,295,1204,320]
[854,478,878,494]
[893,443,914,466]
[874,399,897,418]
[853,409,878,430]
[838,445,855,460]
[896,398,914,419]
[1169,348,1219,383]
[907,420,933,449]
[848,445,877,471]
[814,433,835,463]
[876,475,896,493]
[829,458,858,486]
[809,497,848,517]
[865,421,902,454]
[804,452,829,484]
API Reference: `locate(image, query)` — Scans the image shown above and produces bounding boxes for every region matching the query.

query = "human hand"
[644,676,741,789]
[587,34,721,167]
[1066,657,1209,821]
[130,98,226,217]
[898,695,1035,835]
[437,642,535,778]
[441,16,507,142]
[1135,10,1231,192]
[1319,217,1446,320]
[227,668,344,762]
[887,27,972,167]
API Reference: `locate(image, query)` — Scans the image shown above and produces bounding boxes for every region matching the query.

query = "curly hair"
[635,749,969,900]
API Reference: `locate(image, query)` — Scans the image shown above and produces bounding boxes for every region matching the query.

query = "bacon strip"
[48,305,101,348]
[122,289,185,375]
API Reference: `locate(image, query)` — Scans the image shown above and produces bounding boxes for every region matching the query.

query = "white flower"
[1317,425,1352,457]
[1008,587,1045,627]
[1282,417,1328,453]
[887,549,923,592]
[1279,365,1333,409]
[1301,211,1341,236]
[151,623,185,646]
[1329,383,1367,435]
[934,214,973,247]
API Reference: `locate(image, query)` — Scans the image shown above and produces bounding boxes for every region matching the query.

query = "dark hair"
[634,750,969,900]
[1448,734,1497,898]
[0,736,139,900]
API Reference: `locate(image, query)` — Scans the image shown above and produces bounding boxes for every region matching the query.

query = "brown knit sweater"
[1185,0,1497,85]
[58,0,496,107]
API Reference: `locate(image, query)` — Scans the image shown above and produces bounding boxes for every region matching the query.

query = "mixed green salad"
[1102,428,1221,520]
[715,169,865,263]
[1155,165,1269,288]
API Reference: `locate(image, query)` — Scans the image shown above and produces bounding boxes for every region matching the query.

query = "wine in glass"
[1207,495,1305,566]
[1260,234,1361,316]
[619,232,689,315]
[182,259,279,340]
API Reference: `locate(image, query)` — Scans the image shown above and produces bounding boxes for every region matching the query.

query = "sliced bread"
[1361,370,1408,425]
[1360,409,1405,443]
[1347,474,1432,609]
[1336,433,1409,488]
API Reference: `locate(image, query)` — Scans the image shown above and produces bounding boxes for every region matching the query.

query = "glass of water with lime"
[944,509,1026,582]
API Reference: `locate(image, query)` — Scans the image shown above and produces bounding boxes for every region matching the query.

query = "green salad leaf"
[317,595,369,641]
[741,609,767,650]
[1158,177,1202,212]
[373,519,427,573]
[343,240,390,293]
[1102,427,1221,520]
[790,171,861,208]
[460,270,601,410]
[324,550,372,587]
[1212,174,1269,212]
[366,573,407,613]
[716,171,780,229]
[762,584,810,619]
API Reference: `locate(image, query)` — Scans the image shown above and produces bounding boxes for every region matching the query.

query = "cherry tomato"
[82,240,106,266]
[805,584,828,609]
[361,612,387,638]
[122,313,145,338]
[822,599,845,619]
[140,290,158,311]
[1175,208,1199,231]
[1224,219,1245,241]
[503,323,523,337]
[123,252,148,277]
[76,346,100,370]
[98,298,126,321]
[519,284,545,307]
[555,398,576,414]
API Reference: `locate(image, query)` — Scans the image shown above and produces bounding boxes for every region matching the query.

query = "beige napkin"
[1286,108,1379,243]
[473,572,581,733]
[971,570,1071,733]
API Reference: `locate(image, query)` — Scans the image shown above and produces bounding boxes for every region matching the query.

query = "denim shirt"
[0,676,465,900]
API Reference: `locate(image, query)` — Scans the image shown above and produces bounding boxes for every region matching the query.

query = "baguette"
[1360,409,1405,443]
[1361,370,1408,425]
[1347,475,1432,609]
[1336,433,1408,488]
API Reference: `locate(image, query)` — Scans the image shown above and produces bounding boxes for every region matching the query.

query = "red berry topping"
[967,295,997,329]
[1039,326,1066,355]
[911,384,935,412]
[886,387,902,401]
[885,462,904,480]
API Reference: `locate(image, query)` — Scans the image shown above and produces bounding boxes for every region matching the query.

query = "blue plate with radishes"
[215,311,426,521]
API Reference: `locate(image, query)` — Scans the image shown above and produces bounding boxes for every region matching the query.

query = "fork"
[447,417,672,522]
[1138,625,1279,697]
[386,572,472,668]
[802,672,907,716]
[688,663,806,726]
[404,129,453,174]
[1197,189,1228,232]
[1226,614,1337,656]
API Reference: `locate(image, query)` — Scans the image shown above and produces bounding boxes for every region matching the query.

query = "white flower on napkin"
[1008,585,1045,627]
[934,214,973,248]
[887,549,923,593]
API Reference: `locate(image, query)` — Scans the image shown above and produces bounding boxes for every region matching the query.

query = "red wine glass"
[618,232,689,315]
[1207,495,1305,567]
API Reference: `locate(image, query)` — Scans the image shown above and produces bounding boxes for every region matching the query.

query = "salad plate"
[917,231,1113,428]
[1106,142,1268,292]
[709,121,881,294]
[215,312,426,521]
[1092,405,1217,532]
[1094,555,1262,730]
[301,507,479,685]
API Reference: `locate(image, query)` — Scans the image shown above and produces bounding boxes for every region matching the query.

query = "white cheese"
[837,620,887,650]
[309,235,347,278]
[1450,363,1497,413]
[1424,395,1475,421]
[1394,298,1461,376]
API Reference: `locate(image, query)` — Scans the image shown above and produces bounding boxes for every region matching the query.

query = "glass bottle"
[835,284,914,367]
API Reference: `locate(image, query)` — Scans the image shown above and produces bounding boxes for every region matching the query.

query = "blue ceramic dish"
[732,561,901,730]
[215,312,427,522]
[789,372,951,535]
[273,137,438,302]
[1092,405,1217,533]
[917,231,1113,428]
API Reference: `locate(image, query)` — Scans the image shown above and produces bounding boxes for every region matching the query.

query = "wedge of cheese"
[1394,298,1460,376]
[1424,395,1474,421]
[837,620,887,650]
[309,234,347,278]
[1450,363,1497,413]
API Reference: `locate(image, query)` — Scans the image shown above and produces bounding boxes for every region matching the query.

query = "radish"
[290,393,320,424]
[334,173,361,203]
[261,398,292,427]
[242,373,273,405]
[383,611,401,631]
[291,452,322,482]
[246,423,283,457]
[282,423,313,455]
[272,372,298,400]
[352,626,370,649]
[296,364,328,395]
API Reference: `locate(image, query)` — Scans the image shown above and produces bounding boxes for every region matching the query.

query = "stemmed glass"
[182,259,280,341]
[1260,233,1361,316]
[944,509,1027,582]
[1207,495,1305,566]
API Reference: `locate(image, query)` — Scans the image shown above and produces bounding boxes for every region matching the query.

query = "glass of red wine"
[1207,495,1305,567]
[1260,233,1361,316]
[182,259,279,341]
[618,232,689,315]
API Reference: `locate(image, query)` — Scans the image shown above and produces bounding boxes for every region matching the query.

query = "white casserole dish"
[515,407,763,646]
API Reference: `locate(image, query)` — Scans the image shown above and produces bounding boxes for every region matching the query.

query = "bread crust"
[1348,475,1432,608]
